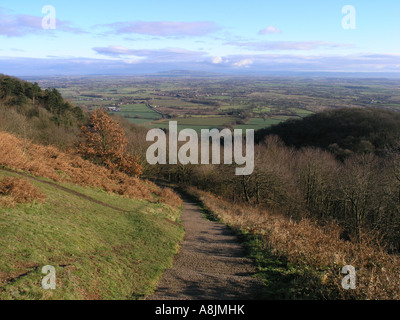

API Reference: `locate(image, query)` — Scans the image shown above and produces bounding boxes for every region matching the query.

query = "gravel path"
[146,196,263,300]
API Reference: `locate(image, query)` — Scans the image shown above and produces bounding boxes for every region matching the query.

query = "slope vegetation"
[0,131,183,300]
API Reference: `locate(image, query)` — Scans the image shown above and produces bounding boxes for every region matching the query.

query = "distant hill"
[152,70,226,78]
[255,107,400,159]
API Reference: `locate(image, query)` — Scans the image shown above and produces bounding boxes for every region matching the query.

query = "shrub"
[77,109,142,176]
[0,177,46,207]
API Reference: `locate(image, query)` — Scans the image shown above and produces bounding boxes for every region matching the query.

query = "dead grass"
[0,131,180,208]
[0,177,46,207]
[187,186,400,300]
[156,187,183,208]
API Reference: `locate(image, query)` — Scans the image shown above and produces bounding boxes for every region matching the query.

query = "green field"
[146,116,238,132]
[235,118,284,130]
[120,103,162,124]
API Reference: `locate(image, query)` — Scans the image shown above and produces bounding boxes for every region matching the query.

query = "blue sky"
[1,0,400,75]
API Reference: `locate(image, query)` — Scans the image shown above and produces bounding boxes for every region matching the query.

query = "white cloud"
[233,59,253,67]
[123,58,144,64]
[212,56,223,64]
[258,26,281,35]
[226,41,352,51]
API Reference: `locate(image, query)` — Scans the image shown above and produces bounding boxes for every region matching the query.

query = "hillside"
[0,74,84,125]
[254,107,400,159]
[0,131,183,299]
[2,73,400,301]
[0,74,85,149]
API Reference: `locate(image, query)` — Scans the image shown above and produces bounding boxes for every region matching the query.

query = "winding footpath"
[146,196,263,300]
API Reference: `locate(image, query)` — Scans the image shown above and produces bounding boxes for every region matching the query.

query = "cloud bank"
[93,46,206,62]
[226,41,352,51]
[2,53,400,76]
[99,21,219,37]
[0,7,86,37]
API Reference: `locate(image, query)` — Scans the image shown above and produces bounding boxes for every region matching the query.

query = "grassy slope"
[0,169,183,300]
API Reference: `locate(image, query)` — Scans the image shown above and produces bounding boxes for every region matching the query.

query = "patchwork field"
[27,75,400,132]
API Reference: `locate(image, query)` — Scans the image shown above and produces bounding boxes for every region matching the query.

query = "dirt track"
[146,196,263,300]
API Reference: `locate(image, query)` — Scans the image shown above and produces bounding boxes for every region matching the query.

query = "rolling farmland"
[28,75,400,132]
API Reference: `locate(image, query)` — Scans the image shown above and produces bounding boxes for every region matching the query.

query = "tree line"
[255,108,400,160]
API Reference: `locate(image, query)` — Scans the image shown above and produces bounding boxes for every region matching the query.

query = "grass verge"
[182,187,333,300]
[183,186,400,300]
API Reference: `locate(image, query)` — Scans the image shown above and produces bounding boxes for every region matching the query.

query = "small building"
[106,106,121,112]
